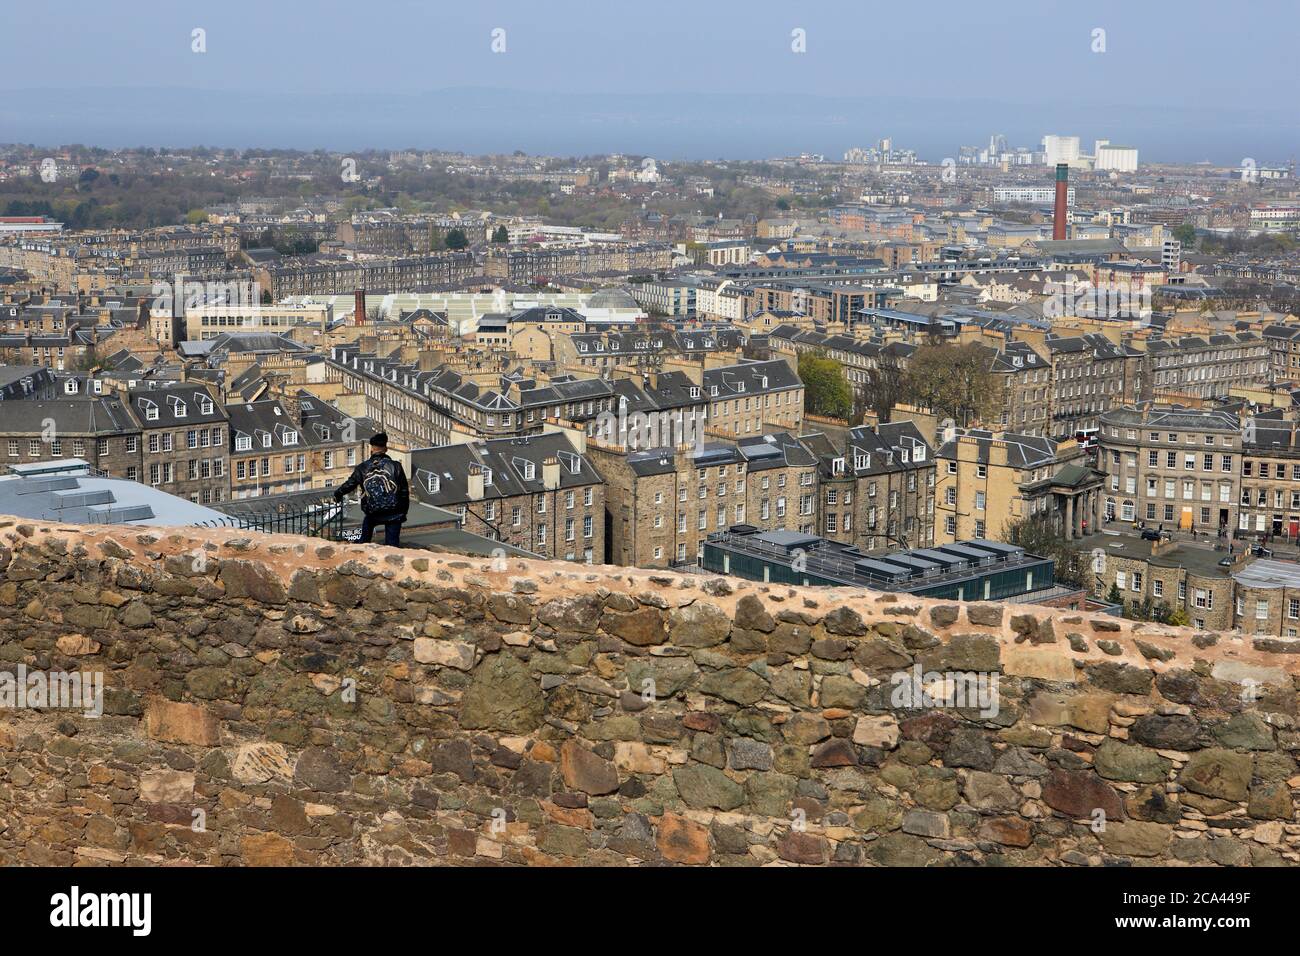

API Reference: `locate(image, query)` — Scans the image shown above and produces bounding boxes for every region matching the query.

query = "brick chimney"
[1052,164,1069,241]
[353,288,366,326]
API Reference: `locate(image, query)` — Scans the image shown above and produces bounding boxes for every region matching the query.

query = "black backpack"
[360,458,401,515]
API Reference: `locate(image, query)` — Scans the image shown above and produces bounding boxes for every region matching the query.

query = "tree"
[904,341,1004,427]
[798,351,852,420]
[1003,514,1087,588]
[857,354,909,424]
[1172,222,1197,247]
[491,225,509,243]
[445,228,469,250]
[1162,606,1191,627]
[186,208,209,224]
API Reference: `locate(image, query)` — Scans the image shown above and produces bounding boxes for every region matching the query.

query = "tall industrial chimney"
[353,288,366,326]
[1052,163,1069,241]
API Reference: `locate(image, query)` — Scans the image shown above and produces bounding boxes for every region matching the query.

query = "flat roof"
[1233,558,1300,589]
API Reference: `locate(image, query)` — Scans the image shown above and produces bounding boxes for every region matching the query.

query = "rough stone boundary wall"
[0,516,1296,867]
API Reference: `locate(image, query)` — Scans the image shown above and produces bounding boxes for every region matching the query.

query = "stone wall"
[0,516,1296,866]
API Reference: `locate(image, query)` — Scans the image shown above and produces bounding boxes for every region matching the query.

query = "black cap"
[370,432,388,449]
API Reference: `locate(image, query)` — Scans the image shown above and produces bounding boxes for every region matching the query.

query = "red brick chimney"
[1052,164,1068,241]
[354,288,366,326]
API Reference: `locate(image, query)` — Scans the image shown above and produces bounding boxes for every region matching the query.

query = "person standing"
[334,432,409,546]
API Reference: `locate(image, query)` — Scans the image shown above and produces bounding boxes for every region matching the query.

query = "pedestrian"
[334,432,409,546]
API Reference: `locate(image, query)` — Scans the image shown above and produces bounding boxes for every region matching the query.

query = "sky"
[1,0,1297,162]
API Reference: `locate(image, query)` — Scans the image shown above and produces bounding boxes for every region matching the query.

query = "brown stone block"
[241,832,297,866]
[656,812,711,865]
[145,698,221,746]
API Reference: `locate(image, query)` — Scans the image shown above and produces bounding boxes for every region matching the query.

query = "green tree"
[491,225,509,243]
[1172,222,1196,247]
[445,228,469,250]
[1003,514,1087,588]
[797,351,852,420]
[186,208,209,224]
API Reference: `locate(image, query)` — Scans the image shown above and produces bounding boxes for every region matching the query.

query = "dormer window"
[736,381,745,392]
[523,461,535,480]
[689,386,700,399]
[283,429,298,445]
[261,431,272,448]
[832,457,845,475]
[482,467,493,486]
[141,400,158,421]
[427,473,440,493]
[236,434,252,451]
[199,398,213,414]
[710,385,719,396]
[854,453,867,469]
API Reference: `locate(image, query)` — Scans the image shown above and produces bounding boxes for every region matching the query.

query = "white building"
[1095,142,1139,173]
[1042,135,1082,167]
[992,186,1075,205]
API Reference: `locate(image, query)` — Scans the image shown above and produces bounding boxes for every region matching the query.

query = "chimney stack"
[466,463,485,502]
[542,456,560,491]
[1052,164,1069,241]
[354,288,366,326]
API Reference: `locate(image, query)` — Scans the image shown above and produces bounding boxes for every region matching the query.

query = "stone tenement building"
[936,429,1101,545]
[257,252,476,298]
[805,422,936,552]
[0,519,1296,867]
[483,242,673,283]
[1097,406,1243,534]
[408,432,605,564]
[590,431,819,569]
[1077,530,1300,639]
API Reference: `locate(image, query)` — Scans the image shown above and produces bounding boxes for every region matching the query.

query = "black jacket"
[334,452,410,519]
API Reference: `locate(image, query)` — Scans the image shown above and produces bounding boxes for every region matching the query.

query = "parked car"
[1139,528,1166,541]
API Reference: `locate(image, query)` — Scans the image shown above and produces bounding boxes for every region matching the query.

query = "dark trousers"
[359,512,403,547]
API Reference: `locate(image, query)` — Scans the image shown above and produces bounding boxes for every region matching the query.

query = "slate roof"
[409,433,602,508]
[936,428,1057,470]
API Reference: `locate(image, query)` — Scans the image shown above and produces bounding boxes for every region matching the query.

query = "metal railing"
[201,491,345,540]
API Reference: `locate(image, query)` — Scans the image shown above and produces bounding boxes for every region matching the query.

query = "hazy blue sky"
[2,0,1297,161]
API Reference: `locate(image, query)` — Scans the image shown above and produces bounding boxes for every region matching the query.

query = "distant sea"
[0,86,1295,165]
